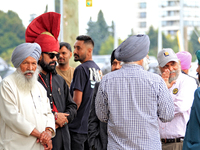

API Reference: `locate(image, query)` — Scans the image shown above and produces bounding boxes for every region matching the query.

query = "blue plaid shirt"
[95,64,174,150]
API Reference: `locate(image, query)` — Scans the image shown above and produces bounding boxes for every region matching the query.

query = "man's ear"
[70,52,72,58]
[39,55,42,61]
[88,47,92,54]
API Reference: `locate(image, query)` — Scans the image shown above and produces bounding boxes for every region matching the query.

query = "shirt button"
[50,102,53,104]
[50,94,52,97]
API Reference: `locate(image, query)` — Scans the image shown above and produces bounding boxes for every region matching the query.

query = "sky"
[0,0,136,40]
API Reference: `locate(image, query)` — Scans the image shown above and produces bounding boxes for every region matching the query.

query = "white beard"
[142,57,150,71]
[168,68,180,83]
[15,67,41,93]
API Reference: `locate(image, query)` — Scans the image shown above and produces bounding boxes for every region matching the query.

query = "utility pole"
[180,0,184,51]
[158,0,162,53]
[63,0,79,67]
[60,0,64,42]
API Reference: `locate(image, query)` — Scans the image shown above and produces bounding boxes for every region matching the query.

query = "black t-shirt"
[69,60,101,134]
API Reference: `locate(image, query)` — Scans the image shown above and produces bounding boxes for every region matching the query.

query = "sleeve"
[45,96,56,137]
[95,80,109,123]
[173,78,197,114]
[71,66,87,92]
[0,80,36,136]
[64,81,77,123]
[182,88,200,150]
[157,78,174,122]
[88,82,102,149]
[194,88,200,124]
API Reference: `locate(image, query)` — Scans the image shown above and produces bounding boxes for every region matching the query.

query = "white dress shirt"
[159,72,197,139]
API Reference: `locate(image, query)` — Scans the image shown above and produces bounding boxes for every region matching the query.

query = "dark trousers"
[70,131,89,150]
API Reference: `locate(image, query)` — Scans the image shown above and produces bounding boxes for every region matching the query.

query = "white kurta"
[0,72,55,150]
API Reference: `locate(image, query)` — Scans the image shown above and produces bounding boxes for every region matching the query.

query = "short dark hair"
[76,35,94,47]
[59,42,72,52]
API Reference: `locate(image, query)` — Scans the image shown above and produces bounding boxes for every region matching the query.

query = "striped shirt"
[95,64,174,150]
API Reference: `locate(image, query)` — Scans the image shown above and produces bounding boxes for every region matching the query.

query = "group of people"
[0,11,200,150]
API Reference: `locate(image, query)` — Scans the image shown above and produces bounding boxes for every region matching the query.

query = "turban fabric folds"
[196,50,200,65]
[25,12,61,52]
[11,43,41,68]
[114,35,150,62]
[176,51,192,70]
[111,50,116,65]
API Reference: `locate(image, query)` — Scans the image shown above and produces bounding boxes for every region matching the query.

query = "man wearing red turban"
[26,12,77,150]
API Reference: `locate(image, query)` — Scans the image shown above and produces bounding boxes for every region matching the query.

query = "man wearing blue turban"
[0,43,55,150]
[95,35,174,149]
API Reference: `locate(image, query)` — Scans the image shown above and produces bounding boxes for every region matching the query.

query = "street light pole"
[158,0,162,53]
[60,0,64,42]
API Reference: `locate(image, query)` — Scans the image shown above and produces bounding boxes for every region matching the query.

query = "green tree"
[163,34,178,53]
[0,10,25,56]
[99,35,114,55]
[147,26,158,57]
[99,36,124,55]
[0,47,15,66]
[189,27,200,58]
[87,10,109,55]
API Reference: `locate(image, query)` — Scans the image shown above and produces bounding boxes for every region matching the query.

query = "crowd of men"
[0,12,200,150]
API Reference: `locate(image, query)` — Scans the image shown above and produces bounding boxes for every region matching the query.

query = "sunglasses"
[43,52,60,59]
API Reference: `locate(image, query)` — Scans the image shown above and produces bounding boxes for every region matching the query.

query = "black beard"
[198,74,200,83]
[39,58,56,73]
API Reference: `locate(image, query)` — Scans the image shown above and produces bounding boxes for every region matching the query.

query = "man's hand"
[56,112,69,127]
[55,123,59,129]
[161,69,176,89]
[39,131,52,145]
[42,139,53,150]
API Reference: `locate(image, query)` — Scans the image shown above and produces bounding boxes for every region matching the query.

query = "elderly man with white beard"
[157,48,197,150]
[0,43,55,150]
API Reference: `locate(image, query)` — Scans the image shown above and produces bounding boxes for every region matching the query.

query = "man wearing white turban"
[0,43,55,150]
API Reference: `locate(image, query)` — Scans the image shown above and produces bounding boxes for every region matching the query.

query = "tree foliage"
[0,10,25,55]
[87,10,110,55]
[0,47,15,66]
[146,26,158,56]
[146,26,179,57]
[189,27,200,61]
[99,35,114,55]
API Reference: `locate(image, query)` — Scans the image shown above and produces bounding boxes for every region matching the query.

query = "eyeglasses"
[112,61,123,66]
[43,52,60,59]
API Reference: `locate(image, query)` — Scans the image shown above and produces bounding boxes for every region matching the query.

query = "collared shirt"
[95,64,174,150]
[159,72,197,139]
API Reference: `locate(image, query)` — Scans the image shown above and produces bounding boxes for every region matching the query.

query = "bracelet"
[55,112,58,120]
[46,127,54,133]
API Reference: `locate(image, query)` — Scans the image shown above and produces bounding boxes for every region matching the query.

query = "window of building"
[161,1,167,7]
[162,21,167,27]
[139,22,146,28]
[162,11,167,17]
[139,2,146,9]
[139,12,146,18]
[168,1,175,6]
[168,11,175,16]
[168,30,176,35]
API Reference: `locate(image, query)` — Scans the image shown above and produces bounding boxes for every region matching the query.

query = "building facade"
[133,0,200,38]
